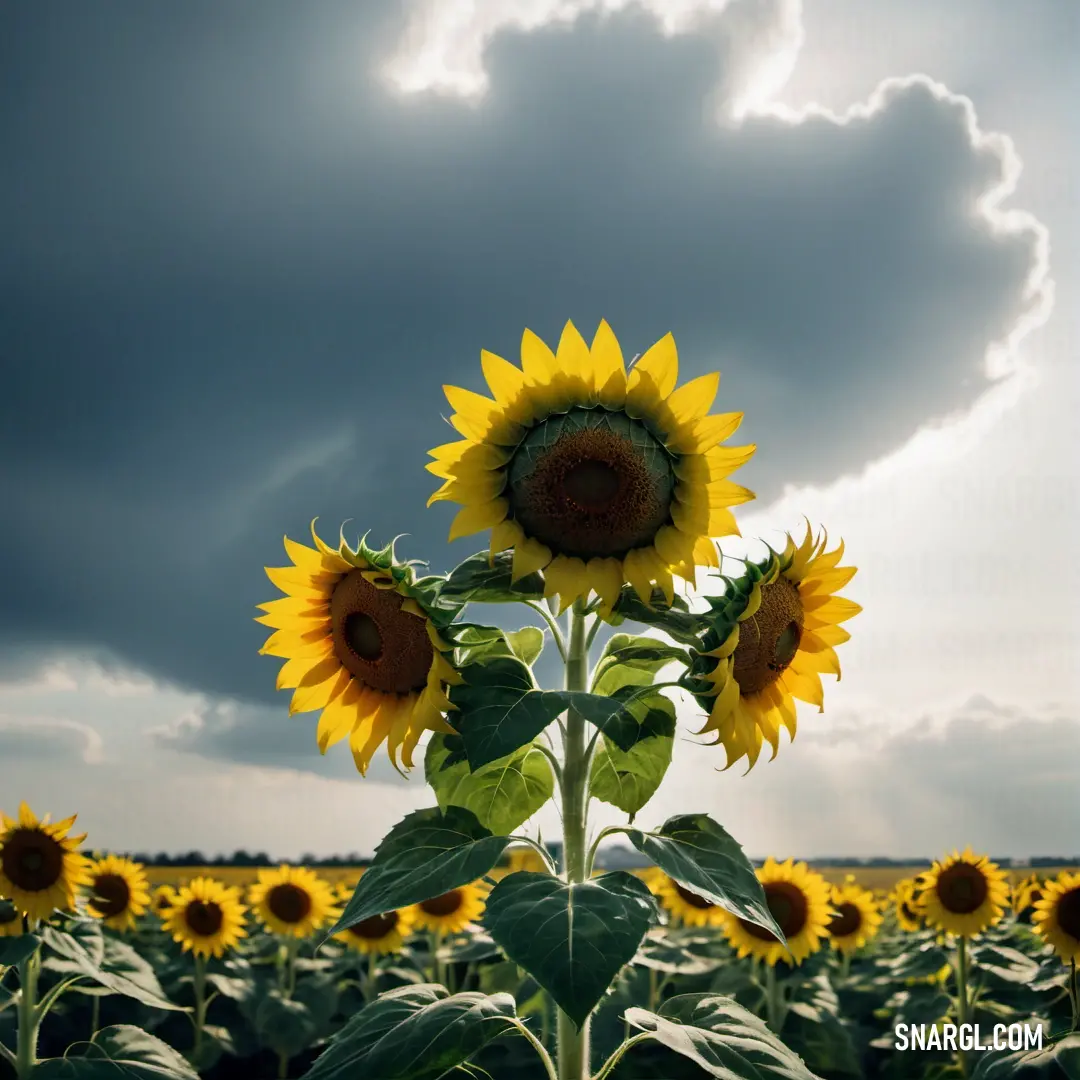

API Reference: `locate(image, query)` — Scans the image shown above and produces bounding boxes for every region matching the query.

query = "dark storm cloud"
[0,2,1042,720]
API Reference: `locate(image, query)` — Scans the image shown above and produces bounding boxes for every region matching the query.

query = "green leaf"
[32,1025,200,1079]
[441,551,545,605]
[328,807,514,937]
[425,733,555,835]
[483,870,657,1029]
[506,626,544,666]
[971,1029,1073,1079]
[449,656,646,769]
[255,991,317,1060]
[38,926,182,1011]
[0,932,39,967]
[591,633,692,695]
[626,814,784,942]
[622,994,819,1078]
[304,983,519,1080]
[589,694,675,819]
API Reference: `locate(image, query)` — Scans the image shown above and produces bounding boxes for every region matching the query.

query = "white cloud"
[0,715,104,766]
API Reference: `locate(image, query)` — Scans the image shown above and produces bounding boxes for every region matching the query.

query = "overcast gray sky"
[1,0,1076,860]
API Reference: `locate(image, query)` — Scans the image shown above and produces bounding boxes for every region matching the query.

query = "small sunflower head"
[647,872,726,928]
[412,883,487,934]
[336,905,417,956]
[258,524,464,776]
[248,865,338,939]
[919,849,1009,939]
[163,877,248,958]
[826,883,883,954]
[84,854,152,932]
[1032,872,1080,963]
[684,523,859,772]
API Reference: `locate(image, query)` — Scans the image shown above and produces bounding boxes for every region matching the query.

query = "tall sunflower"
[248,865,338,939]
[891,879,924,933]
[689,523,859,770]
[0,802,91,922]
[336,906,417,956]
[1011,873,1043,919]
[648,871,726,928]
[84,854,152,932]
[827,883,883,954]
[412,884,486,935]
[428,320,755,613]
[258,525,463,775]
[162,877,247,958]
[919,849,1009,938]
[720,858,832,966]
[1032,872,1080,963]
[0,898,23,937]
[153,885,179,915]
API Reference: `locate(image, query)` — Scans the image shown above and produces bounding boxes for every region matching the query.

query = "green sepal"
[442,551,546,605]
[608,585,704,645]
[425,733,555,835]
[483,870,658,1029]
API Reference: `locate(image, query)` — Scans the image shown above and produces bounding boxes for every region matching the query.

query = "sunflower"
[333,879,360,905]
[720,858,832,966]
[248,865,338,939]
[648,872,726,928]
[412,884,486,934]
[690,523,859,771]
[258,525,463,775]
[336,906,417,956]
[0,898,24,937]
[428,320,755,614]
[0,802,91,922]
[84,854,152,932]
[892,879,924,933]
[827,882,883,954]
[919,849,1009,938]
[1011,873,1043,918]
[153,885,179,915]
[1032,872,1080,963]
[162,877,247,958]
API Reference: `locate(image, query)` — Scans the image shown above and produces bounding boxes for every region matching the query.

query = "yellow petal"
[543,555,590,614]
[781,666,824,709]
[622,547,657,604]
[586,557,623,616]
[317,683,366,753]
[667,411,744,454]
[427,473,506,508]
[800,566,857,596]
[290,665,352,716]
[627,331,678,399]
[554,320,594,398]
[264,566,335,600]
[665,372,719,428]
[802,596,862,626]
[259,628,334,659]
[276,654,333,691]
[590,319,627,408]
[652,525,695,568]
[512,536,552,581]
[520,327,559,384]
[480,349,527,407]
[489,518,525,558]
[448,499,509,542]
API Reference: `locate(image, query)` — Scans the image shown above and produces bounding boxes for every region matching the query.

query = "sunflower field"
[3,321,1078,1079]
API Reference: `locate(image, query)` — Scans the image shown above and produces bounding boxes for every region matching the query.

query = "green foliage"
[971,1032,1080,1078]
[32,1025,199,1079]
[483,870,658,1028]
[303,984,521,1080]
[441,551,546,606]
[425,733,555,835]
[328,806,514,936]
[0,932,39,967]
[626,815,785,941]
[591,633,693,696]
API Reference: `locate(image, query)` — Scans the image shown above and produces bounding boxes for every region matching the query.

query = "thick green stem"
[763,964,783,1034]
[14,942,41,1080]
[90,992,100,1038]
[191,952,208,1070]
[955,936,970,1076]
[557,600,591,1080]
[365,951,379,1002]
[1071,959,1079,1033]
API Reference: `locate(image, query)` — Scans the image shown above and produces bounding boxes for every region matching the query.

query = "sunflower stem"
[365,951,379,1002]
[284,937,299,999]
[763,963,784,1034]
[191,952,208,1071]
[955,935,970,1076]
[90,992,100,1038]
[556,599,591,1080]
[525,601,568,662]
[1069,958,1079,1033]
[14,933,41,1080]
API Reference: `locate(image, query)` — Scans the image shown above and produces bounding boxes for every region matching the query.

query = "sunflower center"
[90,873,131,918]
[828,902,863,938]
[741,881,809,941]
[674,883,715,909]
[935,863,989,914]
[267,883,312,924]
[1,829,65,892]
[901,901,919,922]
[1056,888,1080,940]
[156,893,173,911]
[507,408,675,560]
[185,900,224,937]
[330,570,434,694]
[349,912,399,939]
[732,577,804,695]
[0,900,18,925]
[420,890,463,917]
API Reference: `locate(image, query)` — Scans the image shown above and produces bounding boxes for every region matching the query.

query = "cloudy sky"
[2,0,1076,861]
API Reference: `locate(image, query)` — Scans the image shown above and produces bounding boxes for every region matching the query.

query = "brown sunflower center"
[732,577,804,695]
[185,899,224,937]
[935,863,989,914]
[0,900,18,925]
[90,873,131,918]
[420,890,463,917]
[1056,888,1080,940]
[741,881,809,942]
[828,902,863,938]
[267,883,312,924]
[330,570,433,694]
[507,409,674,560]
[0,828,65,892]
[901,901,919,922]
[674,883,715,909]
[349,912,399,939]
[156,893,173,911]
